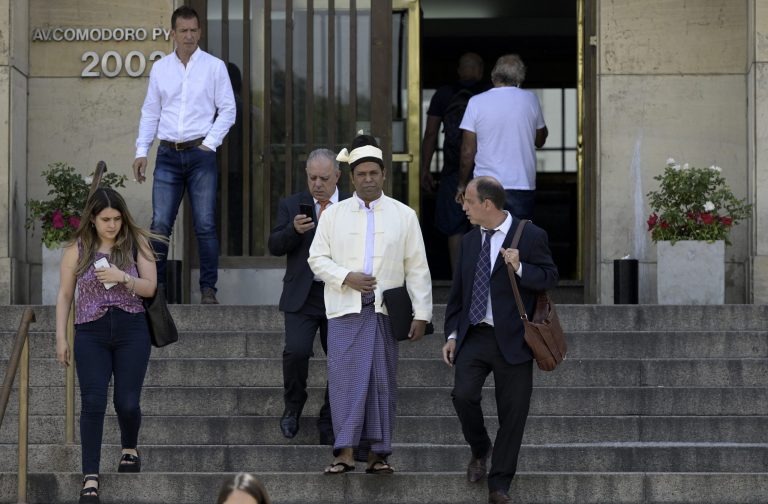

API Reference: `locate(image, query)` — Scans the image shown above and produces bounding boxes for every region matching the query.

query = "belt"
[160,137,205,151]
[471,322,493,329]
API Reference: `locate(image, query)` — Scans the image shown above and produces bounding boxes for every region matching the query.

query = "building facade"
[1,0,767,304]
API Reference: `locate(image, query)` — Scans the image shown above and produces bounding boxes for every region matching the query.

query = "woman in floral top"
[55,188,163,504]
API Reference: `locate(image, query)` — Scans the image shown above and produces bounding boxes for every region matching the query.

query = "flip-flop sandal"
[324,461,355,475]
[365,461,395,474]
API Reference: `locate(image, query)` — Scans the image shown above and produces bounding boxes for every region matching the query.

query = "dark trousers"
[452,325,533,493]
[504,189,535,221]
[283,281,332,432]
[74,308,151,474]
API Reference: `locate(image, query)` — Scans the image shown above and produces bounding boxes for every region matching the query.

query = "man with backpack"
[421,52,489,274]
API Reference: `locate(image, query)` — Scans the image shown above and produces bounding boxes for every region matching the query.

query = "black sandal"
[117,450,141,473]
[78,475,99,504]
[365,459,395,474]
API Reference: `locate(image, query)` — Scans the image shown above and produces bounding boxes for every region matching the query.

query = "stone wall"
[750,0,768,302]
[22,0,174,303]
[0,0,29,303]
[597,0,751,303]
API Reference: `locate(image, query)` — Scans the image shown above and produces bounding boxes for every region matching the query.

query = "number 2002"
[81,50,167,78]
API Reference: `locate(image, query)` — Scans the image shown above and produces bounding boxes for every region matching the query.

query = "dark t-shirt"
[427,79,490,175]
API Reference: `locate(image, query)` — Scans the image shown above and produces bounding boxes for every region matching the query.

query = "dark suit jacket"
[268,190,349,313]
[444,217,559,365]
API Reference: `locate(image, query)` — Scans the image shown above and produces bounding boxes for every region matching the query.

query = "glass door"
[391,0,421,212]
[196,0,393,257]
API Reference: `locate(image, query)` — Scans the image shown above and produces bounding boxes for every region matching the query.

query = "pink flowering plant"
[26,162,127,248]
[646,158,751,244]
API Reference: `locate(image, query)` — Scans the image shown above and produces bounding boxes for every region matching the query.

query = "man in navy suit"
[268,149,347,444]
[442,176,558,504]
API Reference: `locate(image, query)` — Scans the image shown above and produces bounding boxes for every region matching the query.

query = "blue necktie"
[469,229,496,325]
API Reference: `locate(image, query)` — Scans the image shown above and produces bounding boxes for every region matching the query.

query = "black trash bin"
[614,259,638,304]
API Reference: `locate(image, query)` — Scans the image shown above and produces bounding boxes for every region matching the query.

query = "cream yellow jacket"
[308,194,433,321]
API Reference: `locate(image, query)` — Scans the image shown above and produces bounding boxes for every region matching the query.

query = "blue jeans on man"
[151,144,219,292]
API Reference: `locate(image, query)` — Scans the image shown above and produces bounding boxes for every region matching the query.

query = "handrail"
[89,160,107,197]
[65,303,75,444]
[0,307,37,503]
[65,160,108,443]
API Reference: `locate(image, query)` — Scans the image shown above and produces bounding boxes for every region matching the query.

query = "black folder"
[382,285,434,341]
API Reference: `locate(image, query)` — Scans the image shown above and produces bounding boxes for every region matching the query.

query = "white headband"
[336,145,383,166]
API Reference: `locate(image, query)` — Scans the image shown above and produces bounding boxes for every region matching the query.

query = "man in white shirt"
[308,133,432,475]
[458,54,548,221]
[132,5,235,304]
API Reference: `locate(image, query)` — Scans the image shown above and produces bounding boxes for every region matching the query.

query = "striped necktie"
[318,200,330,218]
[469,228,497,325]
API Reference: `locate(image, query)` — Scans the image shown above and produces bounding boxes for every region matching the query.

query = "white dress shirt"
[448,212,522,340]
[135,47,236,158]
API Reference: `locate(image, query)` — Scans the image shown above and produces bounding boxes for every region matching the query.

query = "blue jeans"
[74,308,151,474]
[504,189,536,221]
[152,144,219,291]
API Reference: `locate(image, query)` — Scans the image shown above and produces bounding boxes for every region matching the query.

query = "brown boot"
[488,490,513,504]
[201,287,219,304]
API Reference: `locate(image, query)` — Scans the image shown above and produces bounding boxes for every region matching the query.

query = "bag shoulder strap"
[507,219,529,320]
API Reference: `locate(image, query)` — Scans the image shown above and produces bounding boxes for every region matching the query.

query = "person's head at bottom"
[216,473,271,504]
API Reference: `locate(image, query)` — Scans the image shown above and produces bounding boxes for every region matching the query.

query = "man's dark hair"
[474,177,505,210]
[172,6,200,29]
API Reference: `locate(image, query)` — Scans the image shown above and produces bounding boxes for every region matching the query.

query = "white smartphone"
[93,257,117,289]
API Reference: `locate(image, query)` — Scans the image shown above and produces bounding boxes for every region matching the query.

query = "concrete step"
[3,472,768,504]
[2,443,767,473]
[2,386,767,416]
[4,415,768,445]
[4,330,768,359]
[4,304,768,332]
[6,357,768,388]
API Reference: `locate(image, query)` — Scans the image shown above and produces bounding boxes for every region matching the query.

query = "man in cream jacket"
[308,133,432,475]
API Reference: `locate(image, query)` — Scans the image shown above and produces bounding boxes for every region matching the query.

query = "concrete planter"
[42,245,63,305]
[657,240,725,305]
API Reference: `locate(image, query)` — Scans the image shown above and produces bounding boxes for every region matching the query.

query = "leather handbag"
[144,285,179,348]
[507,220,566,371]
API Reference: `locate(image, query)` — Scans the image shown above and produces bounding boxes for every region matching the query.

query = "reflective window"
[205,0,374,256]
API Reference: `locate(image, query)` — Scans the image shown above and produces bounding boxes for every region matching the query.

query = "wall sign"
[31,26,172,78]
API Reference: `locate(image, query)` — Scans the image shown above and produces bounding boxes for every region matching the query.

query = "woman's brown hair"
[215,473,271,504]
[68,188,166,277]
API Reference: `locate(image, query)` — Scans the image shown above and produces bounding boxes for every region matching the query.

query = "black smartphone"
[299,203,315,221]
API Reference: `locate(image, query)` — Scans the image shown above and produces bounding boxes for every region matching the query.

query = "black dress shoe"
[318,429,336,446]
[467,446,491,483]
[488,490,513,504]
[280,410,300,438]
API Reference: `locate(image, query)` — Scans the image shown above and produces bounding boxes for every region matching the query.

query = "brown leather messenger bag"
[506,220,567,371]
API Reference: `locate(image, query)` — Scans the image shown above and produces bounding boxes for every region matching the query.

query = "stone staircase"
[0,304,767,503]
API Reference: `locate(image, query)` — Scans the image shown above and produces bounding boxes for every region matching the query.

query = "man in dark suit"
[268,148,348,445]
[442,176,558,504]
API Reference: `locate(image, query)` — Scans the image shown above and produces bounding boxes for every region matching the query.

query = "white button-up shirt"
[135,47,236,158]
